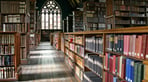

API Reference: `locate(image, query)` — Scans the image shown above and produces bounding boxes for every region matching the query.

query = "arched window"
[41,0,61,30]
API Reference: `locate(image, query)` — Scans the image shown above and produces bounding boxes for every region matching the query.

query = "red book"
[145,35,148,59]
[112,55,116,74]
[109,56,113,73]
[138,35,142,59]
[105,53,108,70]
[126,35,130,56]
[135,35,139,58]
[105,72,108,82]
[141,35,147,59]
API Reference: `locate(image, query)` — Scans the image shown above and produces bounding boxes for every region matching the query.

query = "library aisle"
[19,42,76,82]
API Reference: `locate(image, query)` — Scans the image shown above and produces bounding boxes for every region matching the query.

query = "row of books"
[106,34,148,59]
[115,20,130,24]
[75,55,84,69]
[3,24,26,33]
[0,67,15,79]
[115,11,146,17]
[131,20,146,24]
[85,53,103,78]
[83,71,102,82]
[104,53,145,82]
[65,41,69,48]
[104,72,126,82]
[85,36,103,54]
[65,48,74,61]
[115,19,146,25]
[74,45,84,57]
[85,23,98,31]
[20,48,27,59]
[21,35,26,47]
[75,65,83,80]
[0,46,14,55]
[2,15,25,23]
[70,43,75,51]
[83,1,106,31]
[0,56,14,66]
[1,1,26,14]
[75,36,83,45]
[114,5,145,12]
[0,34,14,44]
[73,11,84,32]
[65,55,74,70]
[114,0,146,6]
[125,58,144,82]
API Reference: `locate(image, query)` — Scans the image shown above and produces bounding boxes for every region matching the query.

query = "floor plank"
[19,42,76,82]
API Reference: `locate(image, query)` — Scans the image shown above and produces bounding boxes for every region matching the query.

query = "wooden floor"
[19,42,77,82]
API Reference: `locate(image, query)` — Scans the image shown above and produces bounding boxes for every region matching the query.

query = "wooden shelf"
[0,65,15,67]
[65,53,75,63]
[2,22,25,24]
[0,54,14,56]
[1,13,25,15]
[64,26,148,34]
[85,49,104,57]
[65,39,84,46]
[143,80,148,82]
[0,78,17,81]
[104,69,126,81]
[106,49,145,61]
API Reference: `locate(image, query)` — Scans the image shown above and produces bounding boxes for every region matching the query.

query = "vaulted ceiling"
[36,0,83,19]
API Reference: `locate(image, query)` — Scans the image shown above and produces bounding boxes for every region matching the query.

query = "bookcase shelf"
[106,49,145,61]
[85,49,104,57]
[64,26,148,82]
[0,0,30,64]
[0,32,20,81]
[104,69,126,81]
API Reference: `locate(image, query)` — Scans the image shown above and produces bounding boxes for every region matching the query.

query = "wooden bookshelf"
[106,0,148,29]
[0,32,20,81]
[29,0,37,51]
[83,1,106,31]
[0,0,30,64]
[64,26,148,82]
[52,32,61,50]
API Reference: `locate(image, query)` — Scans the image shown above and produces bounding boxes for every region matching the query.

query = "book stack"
[1,1,26,14]
[85,53,103,78]
[0,33,20,80]
[104,53,144,82]
[86,36,103,54]
[83,71,102,82]
[104,71,126,82]
[75,65,83,80]
[74,45,84,57]
[0,0,30,64]
[106,0,147,28]
[106,34,148,59]
[75,36,83,45]
[83,1,106,31]
[73,11,84,32]
[75,55,84,69]
[104,53,126,78]
[0,67,15,79]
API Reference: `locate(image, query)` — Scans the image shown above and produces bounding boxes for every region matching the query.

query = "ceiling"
[36,0,83,19]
